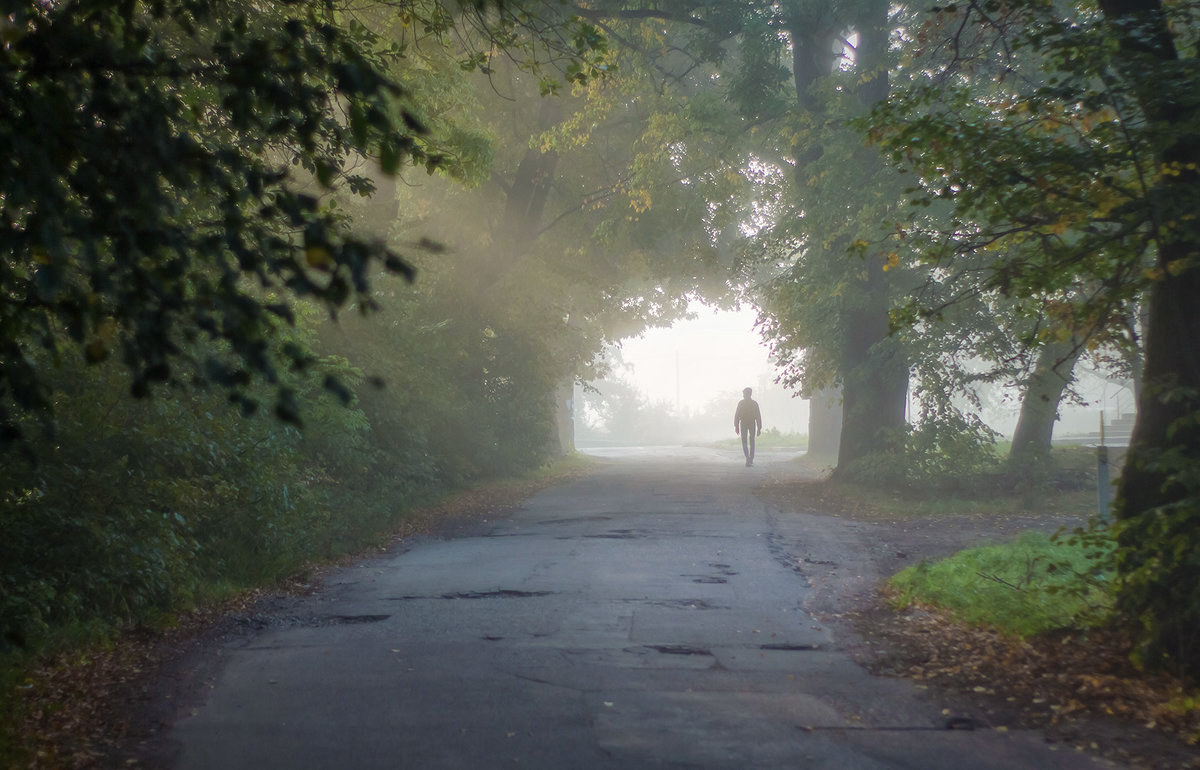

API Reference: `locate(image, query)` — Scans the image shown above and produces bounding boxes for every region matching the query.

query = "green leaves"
[0,0,434,443]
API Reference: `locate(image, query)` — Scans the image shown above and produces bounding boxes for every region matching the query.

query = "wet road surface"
[161,447,1111,769]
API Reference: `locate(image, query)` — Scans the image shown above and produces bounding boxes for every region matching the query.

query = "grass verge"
[888,530,1115,637]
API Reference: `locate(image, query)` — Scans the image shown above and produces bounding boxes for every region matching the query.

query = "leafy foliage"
[0,317,410,651]
[863,0,1200,679]
[1113,442,1200,674]
[0,0,616,657]
[836,403,1001,492]
[0,0,440,436]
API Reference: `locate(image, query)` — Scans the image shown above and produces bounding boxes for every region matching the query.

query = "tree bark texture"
[1099,0,1200,510]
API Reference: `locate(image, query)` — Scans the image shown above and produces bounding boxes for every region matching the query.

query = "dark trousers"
[740,427,756,462]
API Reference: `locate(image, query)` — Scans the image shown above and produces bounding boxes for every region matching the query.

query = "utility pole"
[675,350,680,414]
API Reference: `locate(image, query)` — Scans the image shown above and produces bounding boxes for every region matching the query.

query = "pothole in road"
[534,514,617,526]
[440,590,555,600]
[798,717,980,732]
[387,590,555,601]
[759,642,821,651]
[580,529,650,540]
[687,576,728,584]
[636,644,714,656]
[322,614,391,625]
[581,534,641,539]
[652,494,718,505]
[641,599,728,610]
[233,612,394,629]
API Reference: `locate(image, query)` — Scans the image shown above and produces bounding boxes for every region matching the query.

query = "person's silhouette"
[733,387,762,467]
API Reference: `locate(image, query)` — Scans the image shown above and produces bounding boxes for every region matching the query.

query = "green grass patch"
[889,530,1116,637]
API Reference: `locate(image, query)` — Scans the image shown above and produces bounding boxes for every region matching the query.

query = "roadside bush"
[0,329,412,652]
[321,283,561,486]
[0,483,197,649]
[1,357,297,649]
[837,406,1003,493]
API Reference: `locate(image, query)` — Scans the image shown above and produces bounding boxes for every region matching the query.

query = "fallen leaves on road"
[8,588,276,769]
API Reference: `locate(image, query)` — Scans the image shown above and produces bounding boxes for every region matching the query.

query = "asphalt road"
[161,447,1111,769]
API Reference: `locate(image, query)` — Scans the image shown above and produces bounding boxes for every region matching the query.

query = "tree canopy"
[0,0,608,439]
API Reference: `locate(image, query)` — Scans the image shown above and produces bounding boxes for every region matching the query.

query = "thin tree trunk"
[553,377,576,455]
[1009,337,1084,469]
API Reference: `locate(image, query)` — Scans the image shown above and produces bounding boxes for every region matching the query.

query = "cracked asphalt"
[155,447,1113,769]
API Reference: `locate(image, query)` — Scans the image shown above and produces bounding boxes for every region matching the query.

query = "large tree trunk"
[476,101,561,297]
[1009,337,1084,470]
[785,0,907,474]
[1115,254,1200,673]
[1097,0,1200,676]
[806,386,842,457]
[475,99,572,457]
[835,257,909,472]
[834,1,909,472]
[1122,273,1200,506]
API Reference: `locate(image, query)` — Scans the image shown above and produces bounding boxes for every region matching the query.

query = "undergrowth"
[828,444,1100,518]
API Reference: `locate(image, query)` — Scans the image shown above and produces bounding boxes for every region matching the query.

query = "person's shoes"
[745,459,751,467]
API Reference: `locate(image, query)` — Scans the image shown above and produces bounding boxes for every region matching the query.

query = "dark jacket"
[734,398,762,433]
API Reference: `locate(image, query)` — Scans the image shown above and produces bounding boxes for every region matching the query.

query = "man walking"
[733,387,762,467]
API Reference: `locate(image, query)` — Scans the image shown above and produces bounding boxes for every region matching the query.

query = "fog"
[576,306,1137,448]
[576,305,810,445]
